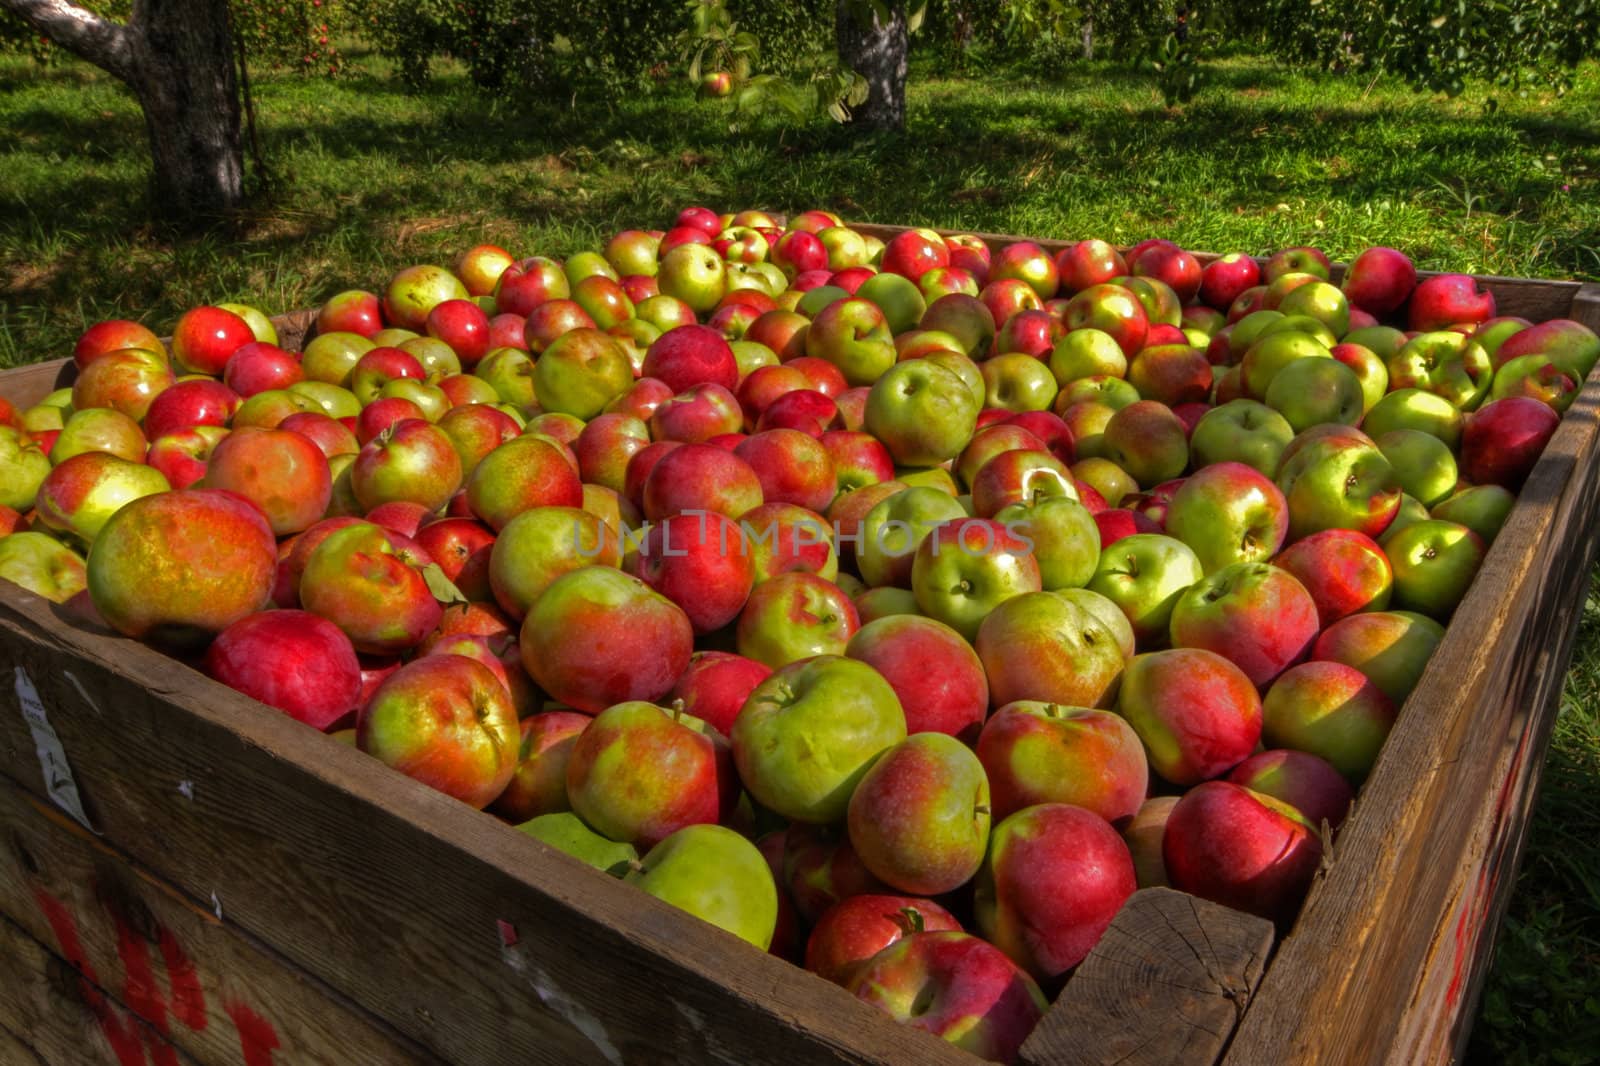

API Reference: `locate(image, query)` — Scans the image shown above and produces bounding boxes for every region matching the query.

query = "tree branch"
[0,0,135,82]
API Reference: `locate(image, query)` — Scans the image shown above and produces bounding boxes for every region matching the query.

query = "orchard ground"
[4,43,1600,1062]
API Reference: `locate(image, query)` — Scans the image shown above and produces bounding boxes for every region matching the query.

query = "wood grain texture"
[847,222,1584,321]
[0,909,196,1066]
[1019,889,1273,1066]
[0,777,440,1066]
[0,588,973,1066]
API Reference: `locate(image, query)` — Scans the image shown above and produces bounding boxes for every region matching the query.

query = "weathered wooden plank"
[1020,889,1274,1066]
[1,358,74,410]
[0,777,440,1066]
[0,908,198,1066]
[0,587,973,1066]
[847,222,1585,322]
[1222,318,1600,1065]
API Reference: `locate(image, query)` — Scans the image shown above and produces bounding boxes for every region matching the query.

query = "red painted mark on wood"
[112,909,168,1037]
[225,1001,281,1066]
[31,888,148,1066]
[158,927,208,1031]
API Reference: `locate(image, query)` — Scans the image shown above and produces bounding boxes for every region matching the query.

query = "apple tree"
[1,0,244,220]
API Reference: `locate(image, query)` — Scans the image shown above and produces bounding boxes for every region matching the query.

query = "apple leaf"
[420,563,469,607]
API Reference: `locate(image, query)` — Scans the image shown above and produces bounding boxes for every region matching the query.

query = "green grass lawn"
[3,44,1599,1060]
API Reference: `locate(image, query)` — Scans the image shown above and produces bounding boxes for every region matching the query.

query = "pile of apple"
[3,207,1597,1063]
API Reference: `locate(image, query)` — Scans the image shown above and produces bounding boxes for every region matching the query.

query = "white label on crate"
[14,666,97,834]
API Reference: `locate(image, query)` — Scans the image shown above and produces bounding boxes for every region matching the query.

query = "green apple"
[1275,281,1350,337]
[517,812,638,877]
[658,243,727,314]
[1375,429,1458,506]
[1241,330,1332,399]
[0,427,51,511]
[858,486,967,588]
[626,824,778,949]
[857,272,928,335]
[1361,388,1463,449]
[807,298,897,387]
[1263,356,1364,432]
[1383,519,1486,620]
[1086,533,1204,646]
[1165,461,1289,574]
[864,359,980,467]
[0,530,88,602]
[994,496,1101,590]
[1049,328,1127,384]
[1387,332,1492,411]
[531,328,633,419]
[910,518,1042,640]
[981,354,1059,413]
[1189,399,1294,475]
[1431,484,1516,545]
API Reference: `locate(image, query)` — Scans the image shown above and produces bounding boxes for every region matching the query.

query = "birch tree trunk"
[836,0,908,132]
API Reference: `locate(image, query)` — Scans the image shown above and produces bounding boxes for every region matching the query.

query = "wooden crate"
[1,228,1598,1066]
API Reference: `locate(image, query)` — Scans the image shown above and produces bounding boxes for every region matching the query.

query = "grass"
[3,43,1600,1059]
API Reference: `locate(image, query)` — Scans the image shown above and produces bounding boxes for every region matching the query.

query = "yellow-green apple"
[169,305,255,375]
[1240,330,1332,399]
[1168,562,1319,687]
[994,496,1100,591]
[855,272,927,336]
[1275,435,1402,541]
[473,347,535,407]
[1263,660,1396,781]
[627,824,778,950]
[736,563,864,665]
[920,266,980,301]
[1058,401,1117,462]
[855,585,921,622]
[804,298,895,386]
[488,506,615,619]
[1311,609,1444,704]
[288,381,362,421]
[1494,318,1600,379]
[1199,252,1261,310]
[1407,273,1495,331]
[301,332,376,389]
[489,710,591,821]
[350,419,462,514]
[1048,326,1127,386]
[358,654,518,808]
[384,262,471,329]
[1164,461,1289,574]
[1431,484,1516,545]
[71,346,173,421]
[530,328,631,419]
[1381,493,1434,545]
[520,566,691,712]
[975,803,1136,983]
[634,511,755,634]
[205,609,361,730]
[732,654,905,822]
[1383,518,1486,620]
[806,894,961,987]
[846,735,986,902]
[658,243,727,314]
[1117,647,1261,784]
[52,406,146,463]
[1263,246,1330,284]
[563,250,618,286]
[1087,532,1203,646]
[845,615,987,740]
[1489,353,1580,411]
[857,485,965,588]
[450,243,514,297]
[1461,396,1560,489]
[668,651,772,736]
[75,318,164,366]
[349,346,424,407]
[1373,429,1457,506]
[1187,399,1293,475]
[0,531,87,602]
[1272,529,1392,626]
[518,812,638,875]
[565,700,732,848]
[1276,280,1350,336]
[87,489,276,649]
[1340,246,1416,315]
[910,518,1041,641]
[847,930,1046,1064]
[1102,400,1188,487]
[31,453,165,545]
[1388,331,1492,410]
[1263,356,1364,432]
[465,435,583,531]
[1163,780,1322,924]
[970,448,1076,518]
[300,522,442,654]
[864,358,980,468]
[1360,387,1463,449]
[1228,749,1352,829]
[975,702,1146,824]
[980,353,1059,413]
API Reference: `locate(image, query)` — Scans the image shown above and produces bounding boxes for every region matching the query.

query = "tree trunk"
[836,0,908,132]
[128,0,244,220]
[0,0,244,224]
[1082,16,1094,60]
